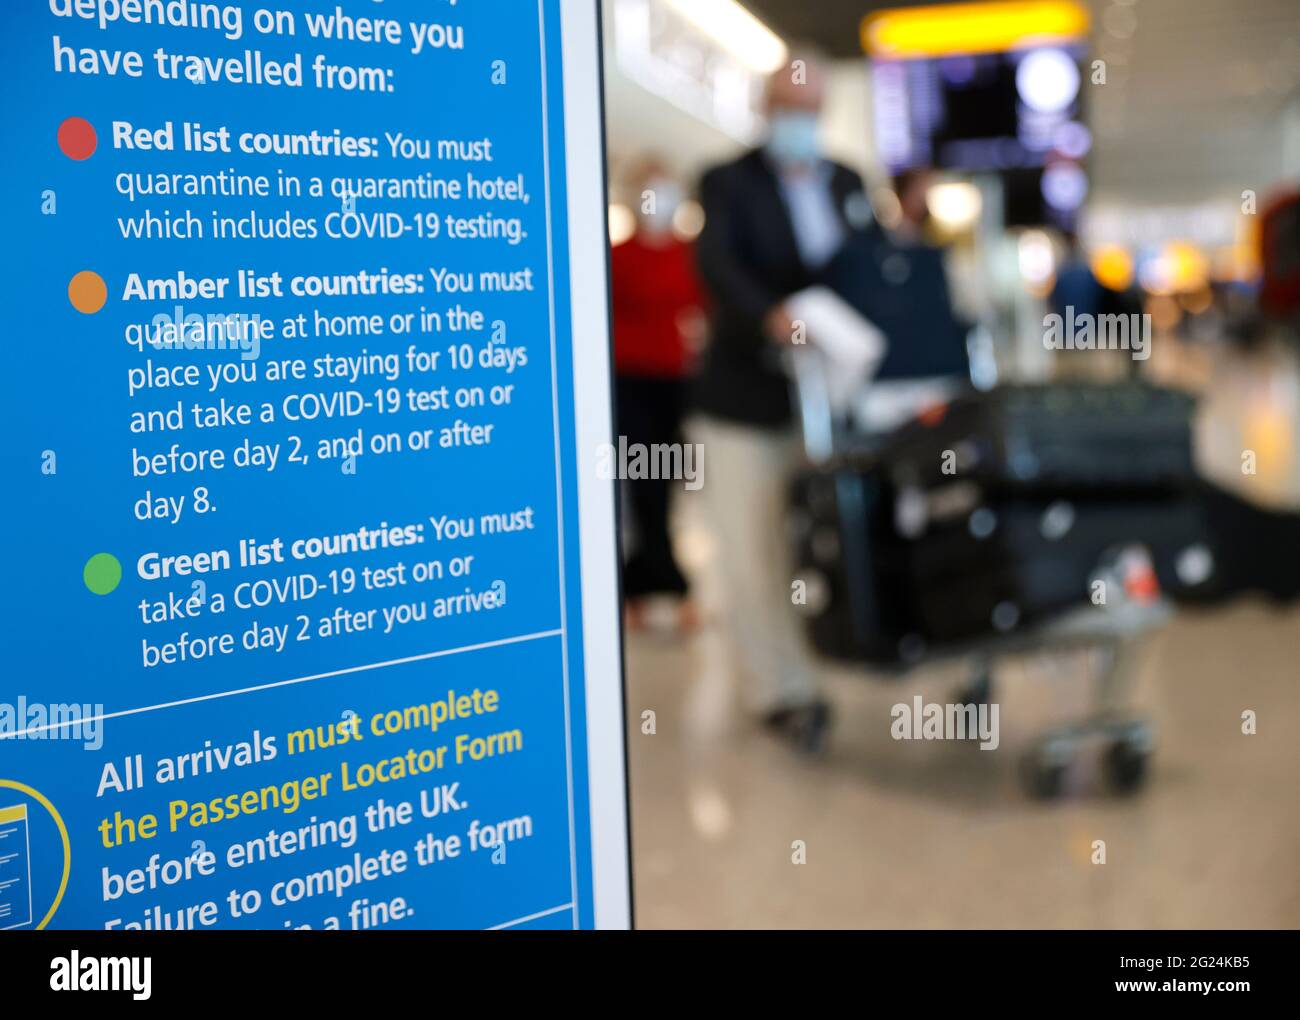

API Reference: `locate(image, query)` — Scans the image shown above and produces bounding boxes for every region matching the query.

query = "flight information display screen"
[872,44,1089,175]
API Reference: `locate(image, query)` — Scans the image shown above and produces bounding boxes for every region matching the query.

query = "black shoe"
[762,699,833,755]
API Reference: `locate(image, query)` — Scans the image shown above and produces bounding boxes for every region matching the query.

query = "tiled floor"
[624,340,1300,929]
[626,602,1300,928]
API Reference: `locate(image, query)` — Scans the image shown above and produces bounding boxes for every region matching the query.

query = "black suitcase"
[883,383,1196,494]
[792,468,1209,655]
[789,462,922,665]
[1163,478,1300,605]
[907,495,1207,643]
[788,368,1208,660]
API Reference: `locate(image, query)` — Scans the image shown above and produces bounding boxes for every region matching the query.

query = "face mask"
[765,110,820,167]
[638,178,681,233]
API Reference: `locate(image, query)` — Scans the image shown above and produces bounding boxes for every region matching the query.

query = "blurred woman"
[610,159,704,631]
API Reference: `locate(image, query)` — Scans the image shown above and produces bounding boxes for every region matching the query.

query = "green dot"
[84,553,122,595]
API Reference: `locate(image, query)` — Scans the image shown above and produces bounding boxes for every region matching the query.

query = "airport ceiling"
[743,0,924,58]
[745,0,1300,201]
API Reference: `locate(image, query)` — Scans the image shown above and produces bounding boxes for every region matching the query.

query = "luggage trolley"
[786,349,1175,797]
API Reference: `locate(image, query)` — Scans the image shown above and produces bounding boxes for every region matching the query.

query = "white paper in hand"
[785,286,886,414]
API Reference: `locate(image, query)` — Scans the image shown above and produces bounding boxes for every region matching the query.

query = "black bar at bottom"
[1,929,1291,1004]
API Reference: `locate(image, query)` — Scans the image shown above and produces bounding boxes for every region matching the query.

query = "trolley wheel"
[1104,737,1149,794]
[1020,742,1070,799]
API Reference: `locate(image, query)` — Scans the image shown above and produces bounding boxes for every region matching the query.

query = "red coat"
[610,234,703,379]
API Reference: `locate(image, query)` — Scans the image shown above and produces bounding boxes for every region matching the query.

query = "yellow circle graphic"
[0,779,70,929]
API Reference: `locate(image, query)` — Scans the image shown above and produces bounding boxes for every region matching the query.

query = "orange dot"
[57,117,97,161]
[68,271,107,315]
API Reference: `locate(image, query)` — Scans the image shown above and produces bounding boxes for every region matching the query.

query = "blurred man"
[610,158,703,631]
[1050,230,1103,322]
[819,167,973,393]
[692,54,866,751]
[890,167,934,245]
[1050,230,1144,379]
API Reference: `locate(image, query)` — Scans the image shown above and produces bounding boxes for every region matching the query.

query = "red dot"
[58,117,97,161]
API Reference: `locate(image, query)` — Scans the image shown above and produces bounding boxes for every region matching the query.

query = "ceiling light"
[662,0,787,73]
[927,182,983,230]
[1016,48,1081,113]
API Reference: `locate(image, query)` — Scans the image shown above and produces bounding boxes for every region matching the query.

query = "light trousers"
[691,416,821,713]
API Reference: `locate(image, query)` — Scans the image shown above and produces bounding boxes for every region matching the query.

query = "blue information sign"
[0,0,629,930]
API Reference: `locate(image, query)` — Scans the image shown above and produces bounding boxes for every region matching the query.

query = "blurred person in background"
[611,158,704,633]
[822,167,973,392]
[1050,229,1103,322]
[692,52,866,752]
[890,167,934,246]
[887,168,985,333]
[1050,230,1144,379]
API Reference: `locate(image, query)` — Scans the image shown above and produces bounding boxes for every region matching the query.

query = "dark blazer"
[694,149,868,427]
